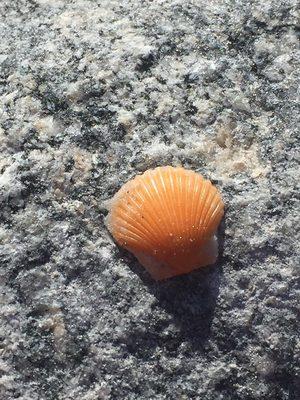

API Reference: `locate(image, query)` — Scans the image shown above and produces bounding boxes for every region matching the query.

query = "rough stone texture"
[0,1,299,399]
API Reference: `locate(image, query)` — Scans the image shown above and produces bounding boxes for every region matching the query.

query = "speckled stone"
[0,1,299,399]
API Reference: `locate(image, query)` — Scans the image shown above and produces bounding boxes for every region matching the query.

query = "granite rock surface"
[0,1,299,399]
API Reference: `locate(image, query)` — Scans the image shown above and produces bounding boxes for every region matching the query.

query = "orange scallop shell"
[106,166,224,280]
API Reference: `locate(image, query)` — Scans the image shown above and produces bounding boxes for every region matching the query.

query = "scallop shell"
[106,166,224,280]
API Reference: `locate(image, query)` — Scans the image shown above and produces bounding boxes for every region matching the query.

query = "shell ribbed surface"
[107,166,224,279]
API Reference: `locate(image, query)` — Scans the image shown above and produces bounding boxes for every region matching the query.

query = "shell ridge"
[178,171,185,241]
[189,173,200,242]
[138,178,167,246]
[113,194,163,249]
[120,231,153,252]
[125,194,164,240]
[198,182,215,237]
[141,174,170,243]
[148,169,171,244]
[118,228,152,248]
[157,167,176,250]
[131,189,168,248]
[115,218,158,250]
[162,167,180,249]
[208,202,224,232]
[193,178,207,239]
[203,192,223,229]
[156,167,173,248]
[201,188,219,228]
[167,167,179,240]
[178,171,184,236]
[185,172,194,241]
[176,168,184,240]
[196,180,211,238]
[201,185,218,231]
